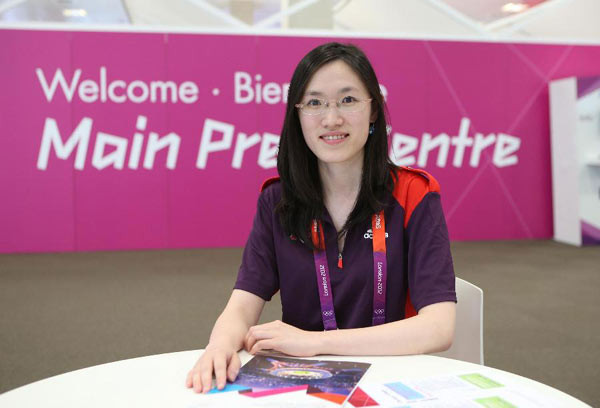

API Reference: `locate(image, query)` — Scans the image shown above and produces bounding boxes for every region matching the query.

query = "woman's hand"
[244,320,321,357]
[185,290,267,393]
[185,344,241,394]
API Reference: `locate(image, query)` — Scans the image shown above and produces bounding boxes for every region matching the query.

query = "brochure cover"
[212,355,371,405]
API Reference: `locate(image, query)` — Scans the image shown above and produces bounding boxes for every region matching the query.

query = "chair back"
[434,277,484,365]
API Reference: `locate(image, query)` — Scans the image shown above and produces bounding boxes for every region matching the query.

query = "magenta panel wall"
[2,28,600,252]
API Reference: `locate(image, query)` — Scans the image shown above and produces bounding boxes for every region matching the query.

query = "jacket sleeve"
[405,191,457,312]
[233,187,280,301]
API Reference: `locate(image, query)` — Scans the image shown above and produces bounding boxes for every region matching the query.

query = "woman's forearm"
[316,302,455,356]
[207,289,266,351]
[207,309,251,351]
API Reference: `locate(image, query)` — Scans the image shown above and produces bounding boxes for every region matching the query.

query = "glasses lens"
[339,97,369,114]
[301,98,325,115]
[338,96,359,112]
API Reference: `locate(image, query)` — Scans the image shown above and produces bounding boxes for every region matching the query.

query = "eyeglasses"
[295,96,372,116]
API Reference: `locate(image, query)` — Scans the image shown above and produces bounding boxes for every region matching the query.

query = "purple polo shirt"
[234,169,456,331]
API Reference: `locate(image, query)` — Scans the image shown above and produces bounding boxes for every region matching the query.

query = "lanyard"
[311,211,387,330]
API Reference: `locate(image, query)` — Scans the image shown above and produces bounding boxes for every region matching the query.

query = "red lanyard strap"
[311,211,387,330]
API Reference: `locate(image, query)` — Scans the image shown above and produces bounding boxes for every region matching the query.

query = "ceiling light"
[501,3,529,13]
[62,9,88,17]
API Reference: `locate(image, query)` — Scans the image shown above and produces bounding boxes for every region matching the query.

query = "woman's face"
[298,60,373,169]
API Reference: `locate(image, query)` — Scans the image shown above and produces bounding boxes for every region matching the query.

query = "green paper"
[460,373,504,389]
[475,396,518,408]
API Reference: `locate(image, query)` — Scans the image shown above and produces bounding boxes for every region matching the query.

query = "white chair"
[433,277,484,365]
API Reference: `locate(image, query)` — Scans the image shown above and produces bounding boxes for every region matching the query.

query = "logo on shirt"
[363,229,389,240]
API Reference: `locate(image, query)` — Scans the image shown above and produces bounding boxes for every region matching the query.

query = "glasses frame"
[295,97,373,116]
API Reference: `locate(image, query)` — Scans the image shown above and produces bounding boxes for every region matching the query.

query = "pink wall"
[2,29,600,253]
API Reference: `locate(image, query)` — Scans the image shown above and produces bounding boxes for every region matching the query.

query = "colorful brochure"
[202,355,370,406]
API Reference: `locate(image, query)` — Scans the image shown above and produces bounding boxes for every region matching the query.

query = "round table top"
[0,350,590,407]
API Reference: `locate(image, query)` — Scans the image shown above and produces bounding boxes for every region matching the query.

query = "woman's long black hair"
[276,42,396,249]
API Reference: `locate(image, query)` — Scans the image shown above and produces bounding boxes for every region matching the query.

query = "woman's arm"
[245,301,455,356]
[186,289,265,393]
[319,301,455,355]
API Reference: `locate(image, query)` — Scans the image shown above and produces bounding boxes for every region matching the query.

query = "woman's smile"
[320,132,349,145]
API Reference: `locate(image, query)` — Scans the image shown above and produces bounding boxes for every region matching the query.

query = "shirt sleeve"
[405,192,457,311]
[233,188,280,301]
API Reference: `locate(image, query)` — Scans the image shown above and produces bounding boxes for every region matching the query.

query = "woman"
[186,42,456,394]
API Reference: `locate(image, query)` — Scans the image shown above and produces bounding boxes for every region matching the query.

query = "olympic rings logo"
[374,309,385,314]
[323,310,334,317]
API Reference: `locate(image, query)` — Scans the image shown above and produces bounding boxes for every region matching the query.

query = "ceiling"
[0,0,598,42]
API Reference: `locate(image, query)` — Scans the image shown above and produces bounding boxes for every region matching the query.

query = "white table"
[0,350,590,407]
